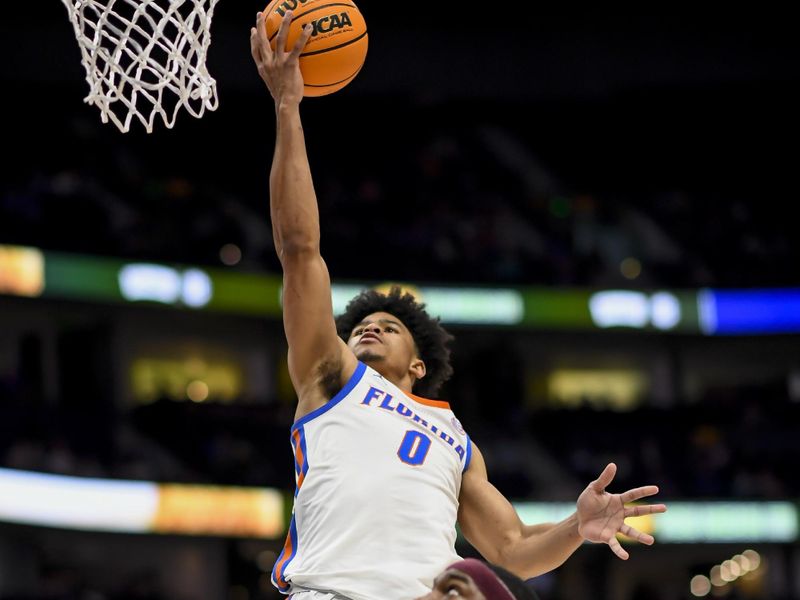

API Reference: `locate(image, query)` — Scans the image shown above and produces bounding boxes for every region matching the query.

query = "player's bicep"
[457,444,525,565]
[280,250,351,390]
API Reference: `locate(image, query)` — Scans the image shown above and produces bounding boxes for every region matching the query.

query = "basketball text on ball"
[274,0,314,17]
[311,13,352,36]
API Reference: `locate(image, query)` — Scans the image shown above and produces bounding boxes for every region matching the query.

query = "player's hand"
[575,463,667,559]
[250,10,312,108]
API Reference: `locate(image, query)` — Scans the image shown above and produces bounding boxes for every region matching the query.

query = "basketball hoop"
[61,0,221,133]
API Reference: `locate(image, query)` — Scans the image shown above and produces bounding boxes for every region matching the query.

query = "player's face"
[347,311,418,369]
[414,569,487,599]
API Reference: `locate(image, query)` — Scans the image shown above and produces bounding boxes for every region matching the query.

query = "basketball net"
[61,0,221,133]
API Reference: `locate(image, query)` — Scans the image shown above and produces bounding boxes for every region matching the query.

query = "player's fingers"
[275,10,293,54]
[623,503,667,517]
[250,26,265,64]
[591,462,617,492]
[290,23,313,58]
[620,485,659,503]
[254,12,271,57]
[607,536,629,560]
[620,523,655,545]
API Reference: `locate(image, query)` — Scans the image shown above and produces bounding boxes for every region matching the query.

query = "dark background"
[3,7,800,287]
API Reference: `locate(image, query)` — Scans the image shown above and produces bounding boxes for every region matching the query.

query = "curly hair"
[335,286,454,398]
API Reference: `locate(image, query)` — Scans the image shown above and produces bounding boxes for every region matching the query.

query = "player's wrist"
[275,94,303,113]
[275,98,302,115]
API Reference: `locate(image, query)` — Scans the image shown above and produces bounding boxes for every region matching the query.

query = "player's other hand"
[576,463,667,559]
[250,11,312,108]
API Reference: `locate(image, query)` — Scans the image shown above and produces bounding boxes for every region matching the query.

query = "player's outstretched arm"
[458,447,667,579]
[250,11,356,414]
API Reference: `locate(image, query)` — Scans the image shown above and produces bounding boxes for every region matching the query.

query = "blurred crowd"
[1,568,164,600]
[2,99,796,290]
[2,373,796,502]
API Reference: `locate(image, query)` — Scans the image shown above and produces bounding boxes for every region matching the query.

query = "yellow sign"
[0,245,44,297]
[152,484,284,538]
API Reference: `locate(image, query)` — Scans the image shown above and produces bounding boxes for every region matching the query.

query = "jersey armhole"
[291,361,367,432]
[463,435,473,473]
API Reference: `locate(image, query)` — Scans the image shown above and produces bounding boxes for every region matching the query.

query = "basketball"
[263,0,368,96]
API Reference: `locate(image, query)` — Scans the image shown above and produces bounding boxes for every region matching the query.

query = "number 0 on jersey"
[397,430,432,466]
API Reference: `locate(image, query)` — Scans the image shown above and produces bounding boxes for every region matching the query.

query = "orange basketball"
[263,0,368,96]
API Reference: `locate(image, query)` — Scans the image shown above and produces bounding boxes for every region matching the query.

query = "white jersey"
[271,361,473,600]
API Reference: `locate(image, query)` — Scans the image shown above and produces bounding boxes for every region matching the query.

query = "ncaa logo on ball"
[310,12,353,36]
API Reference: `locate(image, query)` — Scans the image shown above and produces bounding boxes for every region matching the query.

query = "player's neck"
[370,364,415,394]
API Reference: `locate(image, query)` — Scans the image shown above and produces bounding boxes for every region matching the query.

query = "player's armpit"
[281,249,358,414]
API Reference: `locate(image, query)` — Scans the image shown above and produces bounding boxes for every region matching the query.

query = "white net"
[61,0,221,133]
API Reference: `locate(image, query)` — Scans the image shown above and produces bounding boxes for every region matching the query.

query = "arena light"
[547,369,647,410]
[697,289,717,335]
[650,292,682,330]
[689,574,711,597]
[700,289,800,335]
[648,501,795,543]
[182,268,214,307]
[694,549,766,596]
[7,244,800,335]
[130,356,243,405]
[329,284,524,325]
[0,466,157,532]
[0,244,45,297]
[118,264,212,308]
[420,287,524,324]
[588,290,682,331]
[511,501,798,543]
[331,284,365,315]
[0,467,284,538]
[589,291,650,328]
[119,264,183,304]
[513,502,577,526]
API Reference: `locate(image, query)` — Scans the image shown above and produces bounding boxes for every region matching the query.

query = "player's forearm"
[501,513,583,579]
[270,103,321,258]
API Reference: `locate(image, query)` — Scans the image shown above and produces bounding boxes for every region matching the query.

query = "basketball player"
[250,10,666,600]
[419,558,541,600]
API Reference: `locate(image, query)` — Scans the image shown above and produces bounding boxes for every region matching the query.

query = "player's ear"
[409,357,426,381]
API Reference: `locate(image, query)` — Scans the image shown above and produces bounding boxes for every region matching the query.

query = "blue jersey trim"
[293,426,309,498]
[463,435,473,473]
[290,426,309,479]
[271,515,299,592]
[291,361,367,432]
[291,432,301,478]
[298,428,309,478]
